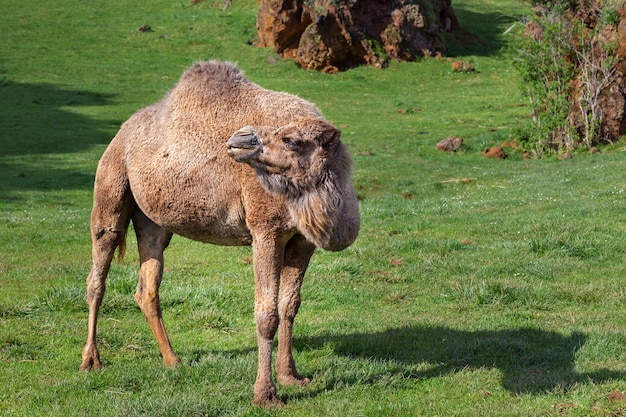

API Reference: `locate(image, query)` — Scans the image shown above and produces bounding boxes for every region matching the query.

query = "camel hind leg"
[132,209,180,367]
[80,151,134,371]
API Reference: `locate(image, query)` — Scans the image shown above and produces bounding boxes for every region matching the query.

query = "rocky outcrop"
[256,0,460,73]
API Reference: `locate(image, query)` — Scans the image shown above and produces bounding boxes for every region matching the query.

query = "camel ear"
[317,126,341,149]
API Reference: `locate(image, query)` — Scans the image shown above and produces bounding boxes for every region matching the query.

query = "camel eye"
[282,137,298,149]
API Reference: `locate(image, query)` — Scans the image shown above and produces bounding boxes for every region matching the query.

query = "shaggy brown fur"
[79,61,360,406]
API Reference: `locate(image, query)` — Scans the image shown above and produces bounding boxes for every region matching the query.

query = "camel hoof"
[252,383,283,407]
[252,394,284,407]
[164,355,182,368]
[79,357,103,372]
[277,374,310,387]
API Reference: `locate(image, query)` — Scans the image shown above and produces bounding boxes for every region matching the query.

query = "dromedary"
[79,61,360,406]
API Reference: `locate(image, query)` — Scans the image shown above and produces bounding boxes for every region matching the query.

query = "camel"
[79,61,360,406]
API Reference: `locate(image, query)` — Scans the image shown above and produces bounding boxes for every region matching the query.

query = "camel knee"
[134,288,158,305]
[86,285,105,306]
[91,226,127,266]
[86,269,107,306]
[93,226,125,246]
[256,311,279,340]
[279,297,301,322]
[134,289,161,317]
[135,258,163,314]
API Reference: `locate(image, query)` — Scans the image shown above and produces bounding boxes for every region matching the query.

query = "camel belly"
[137,193,253,246]
[169,222,252,246]
[128,167,252,245]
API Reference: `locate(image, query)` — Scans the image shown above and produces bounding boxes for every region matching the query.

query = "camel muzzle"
[227,127,261,161]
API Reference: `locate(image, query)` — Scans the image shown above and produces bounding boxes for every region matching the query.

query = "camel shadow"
[292,325,626,395]
[0,79,117,192]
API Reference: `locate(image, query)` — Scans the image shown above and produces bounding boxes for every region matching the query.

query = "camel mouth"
[227,145,260,162]
[227,127,261,162]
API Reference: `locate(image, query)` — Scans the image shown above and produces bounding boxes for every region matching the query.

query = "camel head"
[227,118,359,251]
[226,118,344,198]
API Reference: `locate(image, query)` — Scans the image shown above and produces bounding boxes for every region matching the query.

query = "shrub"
[508,0,621,155]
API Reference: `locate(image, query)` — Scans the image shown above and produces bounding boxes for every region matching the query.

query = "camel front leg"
[251,235,284,406]
[276,235,315,387]
[133,211,180,367]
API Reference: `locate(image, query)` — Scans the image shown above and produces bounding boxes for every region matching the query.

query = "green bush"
[508,4,576,154]
[509,0,620,154]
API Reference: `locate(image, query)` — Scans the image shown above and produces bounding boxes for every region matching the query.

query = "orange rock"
[482,146,507,159]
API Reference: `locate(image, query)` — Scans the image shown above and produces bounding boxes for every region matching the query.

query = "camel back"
[164,61,322,133]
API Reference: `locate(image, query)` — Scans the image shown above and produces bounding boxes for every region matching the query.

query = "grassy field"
[2,0,626,416]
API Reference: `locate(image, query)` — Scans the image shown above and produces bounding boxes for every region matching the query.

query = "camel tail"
[116,230,127,264]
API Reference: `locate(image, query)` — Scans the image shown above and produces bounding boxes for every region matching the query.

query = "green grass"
[3,0,626,416]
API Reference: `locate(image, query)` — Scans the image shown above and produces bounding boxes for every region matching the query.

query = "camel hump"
[181,60,248,87]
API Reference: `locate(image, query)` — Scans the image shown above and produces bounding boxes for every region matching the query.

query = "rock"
[451,60,475,72]
[482,146,507,159]
[256,0,461,72]
[436,136,463,152]
[256,0,312,60]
